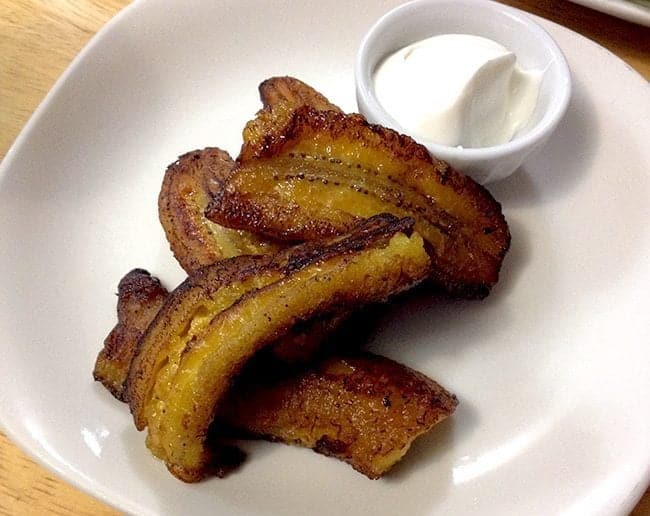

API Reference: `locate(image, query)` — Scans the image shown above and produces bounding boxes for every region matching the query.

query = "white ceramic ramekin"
[355,0,571,183]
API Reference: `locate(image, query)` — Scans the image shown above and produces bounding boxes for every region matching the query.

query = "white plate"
[0,1,648,515]
[568,0,650,26]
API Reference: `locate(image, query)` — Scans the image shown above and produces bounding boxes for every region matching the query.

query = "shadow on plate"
[367,217,530,362]
[489,74,598,208]
[386,394,478,481]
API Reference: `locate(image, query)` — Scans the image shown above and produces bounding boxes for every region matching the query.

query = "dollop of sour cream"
[374,34,542,148]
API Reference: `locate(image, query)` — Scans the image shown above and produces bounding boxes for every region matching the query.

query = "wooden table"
[1,1,648,514]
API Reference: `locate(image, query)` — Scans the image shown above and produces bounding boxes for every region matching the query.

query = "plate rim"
[568,0,650,27]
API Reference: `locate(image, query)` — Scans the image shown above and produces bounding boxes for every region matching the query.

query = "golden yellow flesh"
[284,140,500,255]
[231,157,462,249]
[127,262,283,430]
[136,226,429,480]
[144,271,282,454]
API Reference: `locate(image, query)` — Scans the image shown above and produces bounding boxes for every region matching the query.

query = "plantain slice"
[93,269,168,401]
[224,352,457,480]
[208,99,510,297]
[159,148,280,273]
[259,76,343,113]
[126,214,430,481]
[95,269,456,480]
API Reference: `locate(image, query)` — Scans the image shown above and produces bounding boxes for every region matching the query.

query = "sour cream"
[373,34,542,148]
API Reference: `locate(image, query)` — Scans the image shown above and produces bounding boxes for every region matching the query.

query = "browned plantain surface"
[259,76,342,113]
[208,81,510,297]
[239,77,342,168]
[93,269,168,401]
[224,353,457,479]
[159,147,280,273]
[126,214,430,481]
[96,268,455,480]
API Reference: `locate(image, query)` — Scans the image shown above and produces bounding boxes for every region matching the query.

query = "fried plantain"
[224,353,457,479]
[126,214,430,481]
[159,148,280,273]
[93,269,168,401]
[208,81,510,297]
[259,76,342,113]
[96,267,455,480]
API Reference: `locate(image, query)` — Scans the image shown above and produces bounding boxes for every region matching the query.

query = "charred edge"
[273,214,414,274]
[117,269,167,306]
[165,148,236,201]
[170,148,234,174]
[249,106,433,165]
[186,215,412,331]
[160,147,237,272]
[416,239,493,298]
[425,267,492,300]
[314,436,349,457]
[96,271,168,402]
[258,76,343,113]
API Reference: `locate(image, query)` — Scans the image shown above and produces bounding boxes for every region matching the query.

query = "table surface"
[1,0,648,514]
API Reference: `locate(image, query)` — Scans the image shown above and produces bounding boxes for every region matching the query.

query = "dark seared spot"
[438,166,450,185]
[314,436,348,456]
